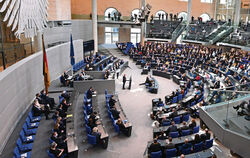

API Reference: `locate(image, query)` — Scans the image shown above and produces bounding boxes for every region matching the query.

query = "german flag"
[42,34,50,94]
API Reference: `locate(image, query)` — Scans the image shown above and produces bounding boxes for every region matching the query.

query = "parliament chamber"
[0,0,249,158]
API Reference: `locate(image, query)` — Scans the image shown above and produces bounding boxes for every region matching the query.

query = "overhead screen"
[83,40,94,52]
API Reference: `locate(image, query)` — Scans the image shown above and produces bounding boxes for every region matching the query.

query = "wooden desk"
[114,95,132,136]
[92,96,109,148]
[66,92,78,158]
[158,109,188,119]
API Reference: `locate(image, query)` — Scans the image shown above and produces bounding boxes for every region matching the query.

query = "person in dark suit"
[200,128,211,142]
[110,107,120,120]
[61,99,71,112]
[181,138,192,150]
[167,121,178,135]
[40,90,55,109]
[122,74,126,89]
[89,112,98,123]
[49,142,64,158]
[189,119,197,130]
[148,138,161,154]
[87,87,94,99]
[109,95,117,108]
[61,91,70,102]
[193,134,202,145]
[169,108,178,118]
[116,118,129,135]
[92,127,101,144]
[51,132,67,150]
[165,137,175,149]
[179,121,189,134]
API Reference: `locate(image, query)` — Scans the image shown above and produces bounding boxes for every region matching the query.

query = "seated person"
[181,138,192,150]
[200,128,211,142]
[179,121,189,133]
[87,87,95,99]
[116,118,129,135]
[161,117,170,126]
[92,127,101,144]
[109,95,117,108]
[169,108,178,118]
[89,112,99,123]
[88,118,97,129]
[51,132,67,150]
[148,138,161,154]
[40,90,55,109]
[165,137,175,149]
[61,91,70,102]
[188,119,197,130]
[167,121,178,135]
[192,134,202,145]
[32,99,50,120]
[60,71,69,86]
[110,107,120,120]
[49,142,64,158]
[60,99,71,112]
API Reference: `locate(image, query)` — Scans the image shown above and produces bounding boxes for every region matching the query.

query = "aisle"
[105,47,179,157]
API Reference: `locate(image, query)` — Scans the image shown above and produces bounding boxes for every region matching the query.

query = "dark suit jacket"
[169,111,178,118]
[92,131,101,143]
[111,109,120,120]
[123,76,126,83]
[167,125,178,133]
[165,142,175,149]
[148,143,161,153]
[87,89,93,99]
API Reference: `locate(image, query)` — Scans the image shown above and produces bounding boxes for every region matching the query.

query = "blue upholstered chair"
[165,148,177,158]
[204,139,213,149]
[16,138,33,152]
[181,129,190,136]
[173,116,181,124]
[194,142,203,152]
[169,131,179,138]
[13,147,31,158]
[87,134,97,145]
[150,151,162,158]
[193,126,200,134]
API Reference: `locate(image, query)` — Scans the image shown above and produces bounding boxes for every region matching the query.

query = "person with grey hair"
[49,142,64,157]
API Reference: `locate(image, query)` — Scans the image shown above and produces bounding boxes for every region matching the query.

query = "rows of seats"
[73,60,86,72]
[185,20,224,41]
[13,110,41,158]
[222,22,250,46]
[83,91,98,146]
[105,90,121,134]
[150,139,214,158]
[146,20,181,39]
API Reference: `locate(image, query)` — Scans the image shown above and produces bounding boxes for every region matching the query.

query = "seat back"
[193,126,200,134]
[166,148,177,158]
[173,116,181,124]
[19,130,26,142]
[172,96,178,103]
[162,121,171,126]
[151,150,162,158]
[13,147,20,157]
[194,142,203,152]
[16,138,22,150]
[178,94,182,102]
[169,131,179,138]
[47,150,56,158]
[182,114,190,122]
[205,139,213,149]
[113,123,120,134]
[181,129,190,136]
[182,147,191,155]
[87,134,97,145]
[85,125,92,134]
